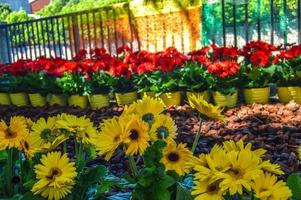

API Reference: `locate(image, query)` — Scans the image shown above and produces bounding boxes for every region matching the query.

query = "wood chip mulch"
[0,101,300,176]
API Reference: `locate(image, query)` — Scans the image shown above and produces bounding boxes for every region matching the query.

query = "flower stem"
[63,141,67,154]
[7,148,13,197]
[191,117,203,154]
[128,155,138,178]
[19,151,24,192]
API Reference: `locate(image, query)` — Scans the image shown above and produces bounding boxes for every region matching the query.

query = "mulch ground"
[0,102,300,176]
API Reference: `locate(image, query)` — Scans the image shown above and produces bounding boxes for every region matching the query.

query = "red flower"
[208,61,240,78]
[250,50,270,67]
[73,49,87,61]
[117,45,132,55]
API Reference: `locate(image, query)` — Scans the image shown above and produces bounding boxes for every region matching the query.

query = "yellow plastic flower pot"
[88,94,110,109]
[288,86,301,104]
[0,93,11,105]
[159,92,181,107]
[213,90,238,108]
[29,93,47,107]
[68,95,88,108]
[115,91,138,105]
[140,91,156,98]
[243,87,270,104]
[278,87,293,104]
[48,94,67,106]
[9,93,29,106]
[186,91,210,103]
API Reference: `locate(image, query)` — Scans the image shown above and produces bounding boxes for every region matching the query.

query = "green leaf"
[175,182,193,200]
[287,173,301,200]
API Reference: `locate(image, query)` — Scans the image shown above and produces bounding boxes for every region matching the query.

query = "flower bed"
[0,95,300,199]
[0,41,300,108]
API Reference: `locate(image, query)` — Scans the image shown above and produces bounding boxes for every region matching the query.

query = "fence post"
[0,22,11,64]
[72,15,81,54]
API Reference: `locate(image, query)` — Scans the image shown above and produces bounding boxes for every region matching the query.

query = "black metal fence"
[0,0,301,64]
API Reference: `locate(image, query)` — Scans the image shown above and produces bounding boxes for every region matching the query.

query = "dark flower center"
[46,167,62,180]
[208,185,218,192]
[156,126,169,139]
[168,152,179,162]
[142,113,154,124]
[5,128,17,139]
[24,141,29,150]
[41,128,52,141]
[113,135,120,142]
[129,129,139,140]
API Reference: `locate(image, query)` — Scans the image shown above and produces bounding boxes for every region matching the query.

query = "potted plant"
[58,72,89,108]
[0,72,11,105]
[45,75,67,106]
[149,69,181,107]
[241,41,277,104]
[87,71,112,109]
[7,74,30,106]
[274,45,301,104]
[110,60,138,105]
[23,72,48,107]
[207,60,240,107]
[179,62,210,102]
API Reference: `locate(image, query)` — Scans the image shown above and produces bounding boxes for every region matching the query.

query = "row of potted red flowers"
[0,41,300,108]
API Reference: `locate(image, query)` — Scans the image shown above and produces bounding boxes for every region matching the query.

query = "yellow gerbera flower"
[31,151,77,200]
[192,180,225,200]
[259,160,284,175]
[122,115,150,156]
[223,140,266,157]
[14,116,33,129]
[219,149,263,195]
[30,117,67,152]
[20,137,36,159]
[160,140,192,176]
[149,114,177,142]
[123,96,165,124]
[193,145,230,182]
[252,173,292,200]
[0,116,29,150]
[96,117,126,160]
[188,93,226,122]
[56,114,97,145]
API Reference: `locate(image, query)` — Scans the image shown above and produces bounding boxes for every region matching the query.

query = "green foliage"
[178,63,209,92]
[149,69,180,95]
[73,165,107,199]
[5,74,32,93]
[287,173,301,200]
[132,141,177,200]
[207,72,240,95]
[58,72,89,95]
[0,3,12,22]
[5,9,32,24]
[87,72,112,94]
[275,57,301,86]
[23,72,50,95]
[241,65,276,88]
[132,73,153,93]
[112,76,136,93]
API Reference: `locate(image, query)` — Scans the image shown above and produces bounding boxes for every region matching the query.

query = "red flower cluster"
[188,45,240,67]
[273,44,301,64]
[211,45,241,61]
[208,61,241,78]
[0,45,187,79]
[243,41,277,67]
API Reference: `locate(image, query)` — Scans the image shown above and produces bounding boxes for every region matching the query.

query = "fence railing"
[0,0,300,64]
